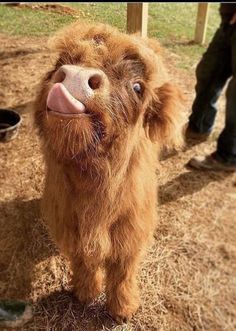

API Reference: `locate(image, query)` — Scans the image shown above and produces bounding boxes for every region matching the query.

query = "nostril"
[53,67,66,83]
[88,74,102,90]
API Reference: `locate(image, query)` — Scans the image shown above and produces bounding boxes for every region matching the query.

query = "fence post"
[127,3,149,37]
[194,3,210,45]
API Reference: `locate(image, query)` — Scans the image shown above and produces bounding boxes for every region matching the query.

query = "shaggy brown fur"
[34,21,184,323]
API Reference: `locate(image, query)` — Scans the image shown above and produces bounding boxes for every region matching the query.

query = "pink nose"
[53,65,106,102]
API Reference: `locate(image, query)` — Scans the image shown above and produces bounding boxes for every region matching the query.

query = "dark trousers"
[188,23,236,164]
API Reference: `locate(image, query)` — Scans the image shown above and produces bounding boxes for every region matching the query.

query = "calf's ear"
[144,83,185,149]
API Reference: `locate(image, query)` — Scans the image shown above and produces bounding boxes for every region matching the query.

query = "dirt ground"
[0,33,236,331]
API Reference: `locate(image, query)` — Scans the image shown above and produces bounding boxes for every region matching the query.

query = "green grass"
[65,2,127,31]
[0,3,221,70]
[148,3,220,69]
[0,4,75,36]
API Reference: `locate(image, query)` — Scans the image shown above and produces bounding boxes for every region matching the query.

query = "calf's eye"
[133,82,142,93]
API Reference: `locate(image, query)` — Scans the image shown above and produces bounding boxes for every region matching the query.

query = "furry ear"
[144,83,185,149]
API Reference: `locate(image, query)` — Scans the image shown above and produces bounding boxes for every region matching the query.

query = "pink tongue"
[47,83,86,115]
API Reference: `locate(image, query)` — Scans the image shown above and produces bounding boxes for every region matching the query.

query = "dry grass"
[0,33,236,331]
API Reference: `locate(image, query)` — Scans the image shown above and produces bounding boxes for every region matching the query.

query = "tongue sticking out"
[47,83,86,116]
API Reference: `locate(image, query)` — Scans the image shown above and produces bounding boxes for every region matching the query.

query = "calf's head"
[35,22,184,163]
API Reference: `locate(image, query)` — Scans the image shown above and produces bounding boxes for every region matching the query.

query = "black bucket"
[0,109,22,142]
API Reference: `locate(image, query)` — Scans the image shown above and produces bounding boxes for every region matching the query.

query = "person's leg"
[186,26,236,171]
[188,24,232,134]
[216,26,236,164]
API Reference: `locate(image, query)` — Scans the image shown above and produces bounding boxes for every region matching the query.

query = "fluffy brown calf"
[34,21,183,323]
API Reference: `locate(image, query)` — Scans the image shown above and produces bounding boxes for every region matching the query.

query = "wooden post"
[127,3,148,37]
[194,3,210,45]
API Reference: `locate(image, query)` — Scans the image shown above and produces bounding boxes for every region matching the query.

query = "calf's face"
[35,22,183,162]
